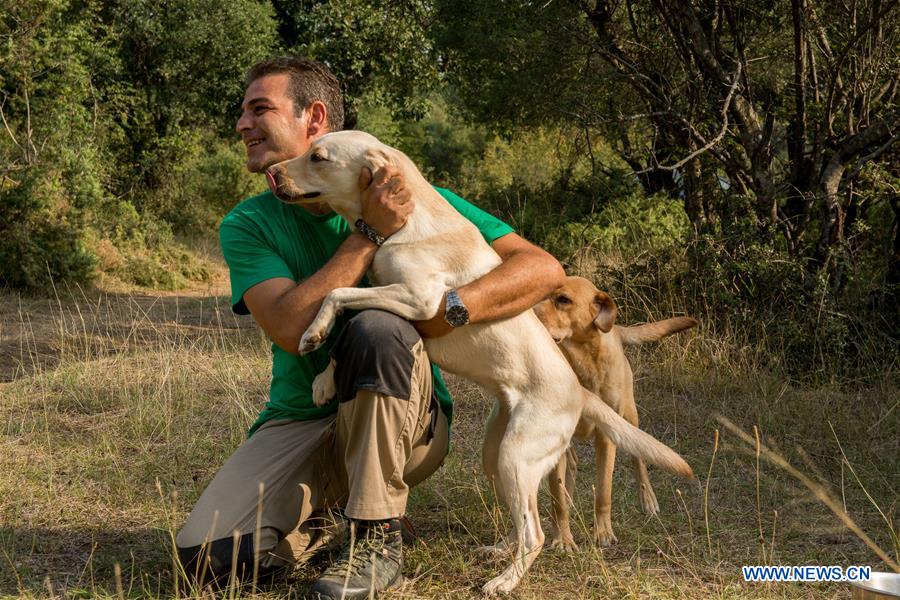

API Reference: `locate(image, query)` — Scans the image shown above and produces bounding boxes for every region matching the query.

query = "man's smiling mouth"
[247,139,264,147]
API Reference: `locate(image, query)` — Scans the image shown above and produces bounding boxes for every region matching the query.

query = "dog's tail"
[580,388,694,479]
[617,317,698,347]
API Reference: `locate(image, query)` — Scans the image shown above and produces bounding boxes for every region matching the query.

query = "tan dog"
[533,276,697,549]
[267,131,694,594]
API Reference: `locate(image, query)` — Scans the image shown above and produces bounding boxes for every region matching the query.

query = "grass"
[0,264,897,599]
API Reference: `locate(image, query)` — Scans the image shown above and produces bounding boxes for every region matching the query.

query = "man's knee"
[330,310,423,403]
[176,529,285,586]
[176,533,255,584]
[340,310,420,351]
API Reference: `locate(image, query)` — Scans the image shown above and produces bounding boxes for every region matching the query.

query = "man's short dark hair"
[245,57,345,131]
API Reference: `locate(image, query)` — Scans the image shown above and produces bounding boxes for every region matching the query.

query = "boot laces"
[323,524,391,576]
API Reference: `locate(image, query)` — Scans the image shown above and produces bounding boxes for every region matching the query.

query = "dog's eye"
[310,152,327,163]
[555,295,572,306]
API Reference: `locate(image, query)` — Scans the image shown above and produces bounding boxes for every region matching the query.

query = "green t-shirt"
[220,186,514,436]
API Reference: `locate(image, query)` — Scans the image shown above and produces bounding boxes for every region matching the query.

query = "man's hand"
[359,165,413,238]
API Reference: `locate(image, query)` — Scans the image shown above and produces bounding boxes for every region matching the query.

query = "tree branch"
[824,0,899,133]
[846,132,898,181]
[790,0,809,187]
[635,62,741,173]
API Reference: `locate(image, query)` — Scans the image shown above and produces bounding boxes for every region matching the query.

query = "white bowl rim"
[850,572,900,595]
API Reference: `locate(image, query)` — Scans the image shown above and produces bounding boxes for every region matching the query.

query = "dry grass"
[1,267,897,599]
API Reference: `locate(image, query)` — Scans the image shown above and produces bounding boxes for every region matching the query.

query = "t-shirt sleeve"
[219,213,295,315]
[434,187,514,244]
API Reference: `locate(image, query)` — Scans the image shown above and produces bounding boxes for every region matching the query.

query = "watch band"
[355,218,385,247]
[444,288,470,327]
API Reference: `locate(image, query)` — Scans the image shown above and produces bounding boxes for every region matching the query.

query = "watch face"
[445,305,469,327]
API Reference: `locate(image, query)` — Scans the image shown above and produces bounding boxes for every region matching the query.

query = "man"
[175,57,563,599]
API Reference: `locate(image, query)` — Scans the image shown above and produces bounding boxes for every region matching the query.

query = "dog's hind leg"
[481,401,508,498]
[483,420,554,595]
[632,457,659,516]
[482,457,545,595]
[477,402,516,556]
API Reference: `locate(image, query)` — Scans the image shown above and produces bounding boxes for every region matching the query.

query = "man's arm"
[243,167,410,354]
[414,233,565,338]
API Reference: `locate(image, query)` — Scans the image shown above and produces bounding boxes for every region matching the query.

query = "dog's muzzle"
[266,167,321,202]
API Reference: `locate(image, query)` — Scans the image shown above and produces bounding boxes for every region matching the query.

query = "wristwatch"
[443,288,470,327]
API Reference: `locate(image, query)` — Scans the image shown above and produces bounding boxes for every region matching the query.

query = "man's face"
[236,73,311,173]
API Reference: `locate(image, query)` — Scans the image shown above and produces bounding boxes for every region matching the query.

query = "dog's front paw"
[312,364,337,407]
[298,301,339,354]
[298,330,326,355]
[638,483,659,516]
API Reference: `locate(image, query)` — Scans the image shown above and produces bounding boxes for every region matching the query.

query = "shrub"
[138,131,265,233]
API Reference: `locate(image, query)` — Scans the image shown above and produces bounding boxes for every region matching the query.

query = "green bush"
[139,131,265,233]
[0,172,97,290]
[0,0,275,291]
[118,246,211,290]
[448,125,894,379]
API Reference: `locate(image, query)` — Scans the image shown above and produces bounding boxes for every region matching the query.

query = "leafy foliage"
[274,0,442,123]
[0,0,275,290]
[0,0,106,288]
[0,0,895,374]
[432,0,900,376]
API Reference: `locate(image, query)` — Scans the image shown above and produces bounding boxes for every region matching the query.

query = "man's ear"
[592,292,618,333]
[306,101,328,138]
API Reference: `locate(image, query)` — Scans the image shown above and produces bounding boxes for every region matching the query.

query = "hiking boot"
[309,519,403,599]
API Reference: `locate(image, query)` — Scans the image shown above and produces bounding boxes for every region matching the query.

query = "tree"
[436,0,900,294]
[272,0,442,123]
[0,0,105,288]
[0,0,278,289]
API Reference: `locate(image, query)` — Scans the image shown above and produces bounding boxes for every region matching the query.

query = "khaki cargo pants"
[175,310,449,582]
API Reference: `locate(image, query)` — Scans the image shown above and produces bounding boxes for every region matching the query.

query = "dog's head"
[533,276,618,343]
[265,130,397,220]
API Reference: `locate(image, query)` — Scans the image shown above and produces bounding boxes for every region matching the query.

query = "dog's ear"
[363,147,394,171]
[359,148,396,191]
[592,292,618,333]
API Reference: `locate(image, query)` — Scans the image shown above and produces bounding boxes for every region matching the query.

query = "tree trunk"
[887,197,900,290]
[814,154,846,267]
[683,155,706,234]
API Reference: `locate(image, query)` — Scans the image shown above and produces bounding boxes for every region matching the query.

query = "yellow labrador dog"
[267,131,693,594]
[533,276,697,550]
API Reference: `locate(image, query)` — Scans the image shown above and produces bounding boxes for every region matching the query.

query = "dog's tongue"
[265,169,278,195]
